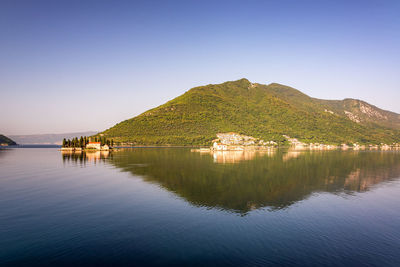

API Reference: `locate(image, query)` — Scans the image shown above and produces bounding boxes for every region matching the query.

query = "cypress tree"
[62,138,66,147]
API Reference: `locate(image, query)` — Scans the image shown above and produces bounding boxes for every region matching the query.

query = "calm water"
[1,148,400,266]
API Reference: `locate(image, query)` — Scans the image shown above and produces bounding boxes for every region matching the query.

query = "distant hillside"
[0,134,17,145]
[101,79,400,145]
[10,131,97,145]
[318,98,400,129]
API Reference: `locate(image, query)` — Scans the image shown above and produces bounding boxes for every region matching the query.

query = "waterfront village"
[60,136,114,152]
[193,132,400,153]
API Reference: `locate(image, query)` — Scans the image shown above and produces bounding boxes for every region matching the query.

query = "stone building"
[86,142,101,150]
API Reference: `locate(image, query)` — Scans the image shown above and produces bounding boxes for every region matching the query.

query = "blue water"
[1,148,400,266]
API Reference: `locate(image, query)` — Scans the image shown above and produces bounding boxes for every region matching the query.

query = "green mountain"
[0,134,17,146]
[101,79,400,145]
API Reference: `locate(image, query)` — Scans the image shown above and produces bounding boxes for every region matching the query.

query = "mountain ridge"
[10,131,98,145]
[101,79,400,145]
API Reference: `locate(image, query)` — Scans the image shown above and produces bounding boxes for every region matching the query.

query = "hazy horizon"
[1,0,399,135]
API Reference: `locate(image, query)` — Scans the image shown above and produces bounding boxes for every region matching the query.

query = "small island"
[0,134,17,146]
[61,136,114,152]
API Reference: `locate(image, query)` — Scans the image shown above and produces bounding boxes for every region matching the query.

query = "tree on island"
[61,135,114,148]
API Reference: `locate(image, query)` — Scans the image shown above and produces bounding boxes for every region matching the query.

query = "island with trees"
[61,136,114,151]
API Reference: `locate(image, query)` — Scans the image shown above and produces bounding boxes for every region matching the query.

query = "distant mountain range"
[100,79,400,145]
[10,131,97,145]
[0,134,17,145]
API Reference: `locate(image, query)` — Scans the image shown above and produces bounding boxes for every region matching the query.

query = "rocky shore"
[192,133,400,152]
[283,135,400,150]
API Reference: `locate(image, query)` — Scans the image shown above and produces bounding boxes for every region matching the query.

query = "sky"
[1,0,399,135]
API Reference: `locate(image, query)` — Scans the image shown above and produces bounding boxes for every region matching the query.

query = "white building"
[86,142,101,150]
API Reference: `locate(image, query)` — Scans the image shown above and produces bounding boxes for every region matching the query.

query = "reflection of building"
[212,150,275,164]
[86,151,101,161]
[85,151,110,161]
[282,151,302,161]
[62,150,111,165]
[101,151,110,158]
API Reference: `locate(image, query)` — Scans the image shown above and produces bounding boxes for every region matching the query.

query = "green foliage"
[61,135,114,148]
[100,79,400,146]
[0,134,17,145]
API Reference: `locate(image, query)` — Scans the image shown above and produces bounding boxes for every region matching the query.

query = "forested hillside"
[101,79,400,145]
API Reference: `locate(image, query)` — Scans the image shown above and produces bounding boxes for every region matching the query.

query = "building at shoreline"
[86,142,101,150]
[86,142,111,151]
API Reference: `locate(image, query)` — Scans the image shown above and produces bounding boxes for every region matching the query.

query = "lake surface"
[1,148,400,266]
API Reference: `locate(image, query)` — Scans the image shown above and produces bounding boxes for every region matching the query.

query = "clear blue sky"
[1,0,399,135]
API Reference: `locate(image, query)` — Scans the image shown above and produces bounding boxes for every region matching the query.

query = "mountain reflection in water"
[62,149,400,213]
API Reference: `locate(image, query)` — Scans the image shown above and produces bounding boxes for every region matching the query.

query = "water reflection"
[208,150,275,163]
[62,149,400,213]
[62,150,112,165]
[282,150,302,161]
